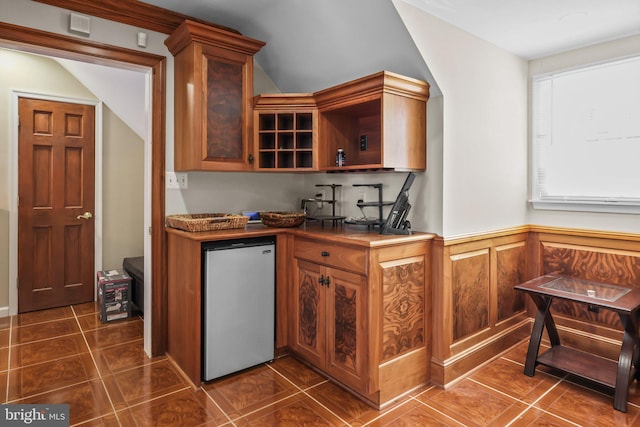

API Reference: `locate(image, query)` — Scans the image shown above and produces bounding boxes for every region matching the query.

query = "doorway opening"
[0,22,166,357]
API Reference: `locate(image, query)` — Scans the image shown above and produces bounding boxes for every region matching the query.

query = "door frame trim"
[9,92,103,315]
[0,21,167,357]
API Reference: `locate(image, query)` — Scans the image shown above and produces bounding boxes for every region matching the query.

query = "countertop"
[165,222,436,248]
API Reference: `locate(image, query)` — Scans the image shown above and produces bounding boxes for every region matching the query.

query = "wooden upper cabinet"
[165,20,265,171]
[315,71,429,171]
[253,71,429,172]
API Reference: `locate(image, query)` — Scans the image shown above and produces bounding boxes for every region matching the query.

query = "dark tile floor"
[2,303,640,426]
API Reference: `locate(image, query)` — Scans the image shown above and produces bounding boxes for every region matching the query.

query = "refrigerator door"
[203,242,275,381]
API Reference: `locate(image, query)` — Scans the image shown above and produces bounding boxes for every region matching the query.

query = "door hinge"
[148,226,152,235]
[16,277,19,288]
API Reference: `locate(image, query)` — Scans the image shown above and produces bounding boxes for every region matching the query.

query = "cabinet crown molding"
[314,70,430,110]
[165,19,265,56]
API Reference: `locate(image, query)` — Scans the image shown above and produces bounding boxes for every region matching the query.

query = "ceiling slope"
[140,0,438,95]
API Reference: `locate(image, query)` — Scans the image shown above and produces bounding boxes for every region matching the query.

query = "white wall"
[526,34,640,234]
[394,0,529,239]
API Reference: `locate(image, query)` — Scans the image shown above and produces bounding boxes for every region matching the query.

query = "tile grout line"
[409,395,470,427]
[213,361,333,425]
[123,385,191,411]
[360,395,425,427]
[298,387,354,426]
[212,361,312,425]
[199,387,237,427]
[263,360,355,425]
[476,373,584,427]
[264,360,329,393]
[225,389,307,425]
[71,304,122,426]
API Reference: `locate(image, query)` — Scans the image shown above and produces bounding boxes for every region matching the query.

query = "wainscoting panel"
[496,242,526,323]
[451,249,490,341]
[432,229,530,386]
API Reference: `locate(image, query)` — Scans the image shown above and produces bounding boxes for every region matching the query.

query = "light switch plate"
[166,172,188,189]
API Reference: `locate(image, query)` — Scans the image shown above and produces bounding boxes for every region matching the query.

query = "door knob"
[77,212,93,220]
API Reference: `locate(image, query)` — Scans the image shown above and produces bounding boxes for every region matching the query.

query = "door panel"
[325,267,367,391]
[291,259,325,368]
[18,97,95,313]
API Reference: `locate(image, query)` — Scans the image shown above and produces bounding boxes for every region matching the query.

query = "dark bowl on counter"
[260,211,306,228]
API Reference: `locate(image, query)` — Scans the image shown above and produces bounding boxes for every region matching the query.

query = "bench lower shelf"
[537,346,620,388]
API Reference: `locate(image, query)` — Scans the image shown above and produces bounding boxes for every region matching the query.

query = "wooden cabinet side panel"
[173,44,200,171]
[382,94,426,170]
[275,234,290,351]
[167,233,202,385]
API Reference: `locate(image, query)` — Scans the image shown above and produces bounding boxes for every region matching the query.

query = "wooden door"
[325,266,367,392]
[291,259,325,368]
[18,97,95,313]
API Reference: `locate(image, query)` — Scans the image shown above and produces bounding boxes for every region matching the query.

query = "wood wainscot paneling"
[432,228,530,387]
[529,227,640,361]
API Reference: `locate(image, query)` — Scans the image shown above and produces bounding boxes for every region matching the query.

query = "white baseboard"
[0,306,9,318]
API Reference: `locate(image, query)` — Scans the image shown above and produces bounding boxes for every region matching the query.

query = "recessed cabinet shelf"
[254,94,318,171]
[316,71,430,171]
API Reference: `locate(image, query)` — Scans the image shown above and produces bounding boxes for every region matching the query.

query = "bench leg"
[524,295,555,376]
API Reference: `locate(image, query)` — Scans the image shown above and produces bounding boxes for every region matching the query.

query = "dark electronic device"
[380,172,415,235]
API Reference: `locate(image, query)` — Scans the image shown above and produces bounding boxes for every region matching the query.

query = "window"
[531,55,640,213]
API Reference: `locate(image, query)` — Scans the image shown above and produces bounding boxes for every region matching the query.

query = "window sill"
[530,199,640,215]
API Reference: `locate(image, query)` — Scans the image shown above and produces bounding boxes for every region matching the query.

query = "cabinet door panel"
[204,54,243,161]
[326,267,367,390]
[292,259,325,367]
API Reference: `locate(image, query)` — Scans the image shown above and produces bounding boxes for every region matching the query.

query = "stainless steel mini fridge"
[202,236,275,381]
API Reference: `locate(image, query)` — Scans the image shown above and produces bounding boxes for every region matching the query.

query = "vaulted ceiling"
[140,0,640,97]
[140,0,437,94]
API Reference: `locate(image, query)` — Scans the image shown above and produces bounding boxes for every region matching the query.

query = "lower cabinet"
[292,259,368,393]
[165,227,433,407]
[291,236,432,408]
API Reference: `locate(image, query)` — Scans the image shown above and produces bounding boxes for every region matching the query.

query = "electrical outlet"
[315,191,325,209]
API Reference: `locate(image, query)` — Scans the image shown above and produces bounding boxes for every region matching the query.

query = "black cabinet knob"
[321,251,330,257]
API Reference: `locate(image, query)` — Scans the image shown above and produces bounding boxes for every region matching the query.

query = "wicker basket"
[260,211,306,228]
[166,213,249,232]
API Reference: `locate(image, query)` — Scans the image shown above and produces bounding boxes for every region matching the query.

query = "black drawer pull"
[321,251,330,257]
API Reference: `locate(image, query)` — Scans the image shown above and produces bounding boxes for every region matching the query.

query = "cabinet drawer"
[294,238,366,274]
